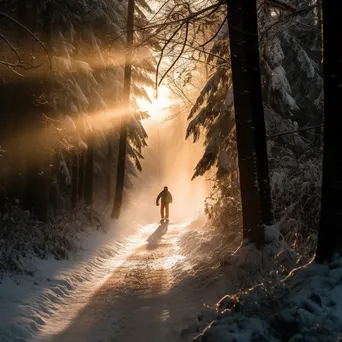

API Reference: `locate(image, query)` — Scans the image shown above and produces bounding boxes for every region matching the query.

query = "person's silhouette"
[156,186,173,220]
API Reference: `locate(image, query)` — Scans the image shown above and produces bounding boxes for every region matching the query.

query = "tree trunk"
[39,1,53,221]
[17,0,27,22]
[227,0,273,248]
[315,0,342,263]
[23,159,38,214]
[7,149,24,204]
[49,153,60,217]
[106,142,113,204]
[24,154,50,222]
[111,0,135,219]
[36,160,50,222]
[23,1,52,222]
[78,151,85,200]
[313,2,323,149]
[71,152,78,209]
[84,138,94,206]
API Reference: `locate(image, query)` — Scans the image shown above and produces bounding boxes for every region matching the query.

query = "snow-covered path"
[32,220,216,342]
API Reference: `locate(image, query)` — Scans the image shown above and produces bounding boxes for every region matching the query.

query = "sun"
[137,85,171,120]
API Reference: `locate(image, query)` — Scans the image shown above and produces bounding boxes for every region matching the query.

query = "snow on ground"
[38,221,200,341]
[194,260,342,342]
[0,217,153,342]
[0,211,230,342]
[31,218,230,342]
[38,216,246,342]
[4,213,338,342]
[190,228,342,342]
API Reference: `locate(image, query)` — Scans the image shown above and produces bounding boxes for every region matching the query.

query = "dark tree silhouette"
[78,151,85,200]
[84,136,94,206]
[112,0,135,219]
[22,1,53,222]
[71,153,78,209]
[227,0,273,248]
[106,142,113,204]
[316,0,342,263]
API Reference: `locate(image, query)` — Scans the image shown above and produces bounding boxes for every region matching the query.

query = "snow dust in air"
[132,85,210,224]
[0,81,215,342]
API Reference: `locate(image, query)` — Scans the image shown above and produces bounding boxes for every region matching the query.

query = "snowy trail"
[0,219,160,342]
[33,221,214,342]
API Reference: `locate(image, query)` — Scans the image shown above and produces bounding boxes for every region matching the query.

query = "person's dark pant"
[161,203,169,219]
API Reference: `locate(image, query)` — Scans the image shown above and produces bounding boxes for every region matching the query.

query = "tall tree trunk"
[71,152,78,209]
[23,1,52,222]
[315,0,342,263]
[227,0,273,248]
[78,151,85,200]
[313,2,323,149]
[7,147,24,204]
[84,138,94,206]
[36,159,50,222]
[50,153,60,217]
[111,0,134,219]
[3,0,28,206]
[106,142,113,204]
[17,0,27,22]
[39,1,53,221]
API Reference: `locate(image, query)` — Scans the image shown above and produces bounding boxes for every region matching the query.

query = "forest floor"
[36,220,225,342]
[0,217,228,342]
[2,215,342,342]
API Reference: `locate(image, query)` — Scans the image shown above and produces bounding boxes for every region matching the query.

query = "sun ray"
[137,85,174,121]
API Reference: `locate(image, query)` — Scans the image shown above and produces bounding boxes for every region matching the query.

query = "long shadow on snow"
[44,221,227,342]
[146,221,169,250]
[47,237,172,341]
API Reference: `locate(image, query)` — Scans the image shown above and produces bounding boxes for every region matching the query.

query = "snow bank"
[194,255,342,342]
[219,224,299,290]
[0,205,105,277]
[177,218,241,271]
[178,224,297,292]
[173,224,302,341]
[0,215,146,342]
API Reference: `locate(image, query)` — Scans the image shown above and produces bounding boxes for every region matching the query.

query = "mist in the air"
[127,95,210,225]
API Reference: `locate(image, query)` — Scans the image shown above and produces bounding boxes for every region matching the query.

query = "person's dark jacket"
[156,190,173,205]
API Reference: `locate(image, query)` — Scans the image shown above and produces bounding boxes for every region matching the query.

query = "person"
[156,186,173,220]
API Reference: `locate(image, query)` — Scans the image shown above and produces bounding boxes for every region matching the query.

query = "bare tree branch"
[159,37,230,64]
[155,22,185,92]
[0,32,43,72]
[0,59,42,69]
[167,75,194,106]
[266,124,323,141]
[259,4,321,43]
[266,0,297,12]
[0,32,21,62]
[7,65,24,77]
[134,0,226,32]
[0,11,52,68]
[146,0,173,24]
[199,13,228,47]
[129,3,186,54]
[158,22,189,88]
